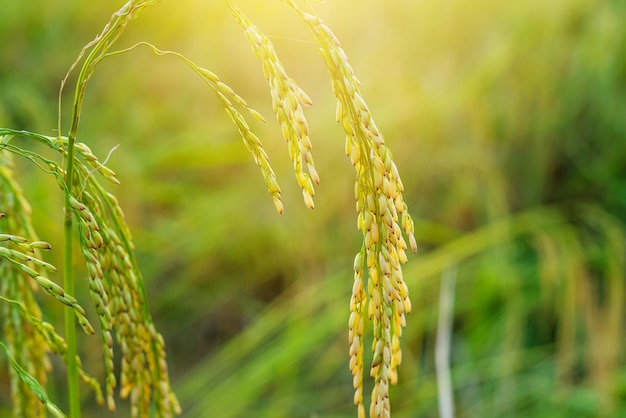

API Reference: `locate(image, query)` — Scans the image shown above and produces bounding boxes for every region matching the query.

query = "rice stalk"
[57,2,162,414]
[52,0,181,415]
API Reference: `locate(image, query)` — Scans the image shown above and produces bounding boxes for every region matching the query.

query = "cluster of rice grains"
[0,150,100,418]
[229,2,417,417]
[0,130,177,416]
[68,141,181,417]
[228,0,319,211]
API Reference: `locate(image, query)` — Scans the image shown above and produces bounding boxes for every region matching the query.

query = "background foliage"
[1,0,625,417]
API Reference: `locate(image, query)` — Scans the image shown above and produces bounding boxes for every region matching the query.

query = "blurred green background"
[1,0,626,417]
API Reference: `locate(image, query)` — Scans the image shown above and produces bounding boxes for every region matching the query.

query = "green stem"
[64,133,80,417]
[56,4,161,417]
[59,6,152,416]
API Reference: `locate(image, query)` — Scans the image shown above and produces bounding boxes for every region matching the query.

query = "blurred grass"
[1,0,626,417]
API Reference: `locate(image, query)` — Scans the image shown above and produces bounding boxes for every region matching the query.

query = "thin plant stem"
[58,5,144,416]
[57,4,161,416]
[64,134,80,417]
[61,9,93,417]
[63,23,87,416]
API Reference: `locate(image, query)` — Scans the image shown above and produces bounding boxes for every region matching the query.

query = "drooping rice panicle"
[282,3,417,417]
[104,41,284,214]
[0,296,104,405]
[227,0,319,209]
[0,343,66,418]
[0,150,100,416]
[66,149,180,417]
[0,125,180,416]
[69,193,118,410]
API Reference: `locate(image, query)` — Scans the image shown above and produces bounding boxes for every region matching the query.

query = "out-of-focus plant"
[0,1,416,417]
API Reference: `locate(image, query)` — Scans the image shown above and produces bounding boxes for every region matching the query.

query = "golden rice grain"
[280,2,418,416]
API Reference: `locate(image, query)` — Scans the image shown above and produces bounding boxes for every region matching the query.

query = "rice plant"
[0,1,417,417]
[3,1,625,417]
